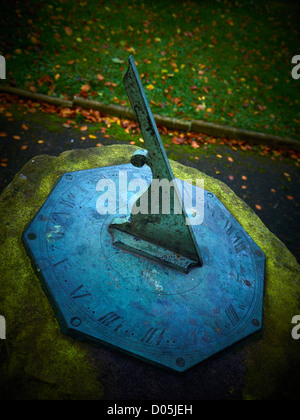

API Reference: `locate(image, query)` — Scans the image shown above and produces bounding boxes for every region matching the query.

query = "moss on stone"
[0,144,299,399]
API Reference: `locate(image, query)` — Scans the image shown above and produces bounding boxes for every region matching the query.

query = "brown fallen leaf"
[22,123,29,130]
[255,204,262,210]
[64,27,72,36]
[80,126,88,131]
[21,145,28,150]
[81,84,91,92]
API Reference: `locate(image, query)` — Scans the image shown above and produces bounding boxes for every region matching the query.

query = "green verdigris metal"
[22,56,265,372]
[109,56,202,272]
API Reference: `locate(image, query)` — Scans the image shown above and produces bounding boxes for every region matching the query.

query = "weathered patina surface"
[0,145,299,399]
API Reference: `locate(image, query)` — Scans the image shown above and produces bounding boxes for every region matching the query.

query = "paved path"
[0,103,299,263]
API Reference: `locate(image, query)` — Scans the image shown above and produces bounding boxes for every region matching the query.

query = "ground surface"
[0,100,299,263]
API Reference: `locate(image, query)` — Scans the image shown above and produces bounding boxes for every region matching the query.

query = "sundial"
[22,56,265,372]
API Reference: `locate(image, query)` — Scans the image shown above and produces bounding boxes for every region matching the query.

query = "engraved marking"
[225,220,234,236]
[238,304,246,310]
[141,328,158,344]
[233,235,247,254]
[225,304,240,326]
[52,212,70,225]
[53,258,68,267]
[156,329,166,346]
[70,285,91,299]
[98,312,121,327]
[141,327,167,345]
[59,199,75,209]
[75,184,89,194]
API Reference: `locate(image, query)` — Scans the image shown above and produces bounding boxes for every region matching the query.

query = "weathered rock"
[0,145,299,400]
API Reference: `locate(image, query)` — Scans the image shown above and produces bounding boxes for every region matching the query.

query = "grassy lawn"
[0,0,299,139]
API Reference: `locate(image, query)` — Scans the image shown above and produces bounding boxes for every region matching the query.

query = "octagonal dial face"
[23,164,265,372]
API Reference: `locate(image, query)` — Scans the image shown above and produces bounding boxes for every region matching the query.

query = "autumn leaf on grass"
[190,140,199,149]
[146,84,155,91]
[64,27,72,36]
[80,126,88,131]
[196,104,205,112]
[22,123,29,130]
[111,58,124,64]
[97,74,104,82]
[81,84,91,93]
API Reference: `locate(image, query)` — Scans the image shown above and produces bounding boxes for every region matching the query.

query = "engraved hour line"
[98,312,122,327]
[141,327,166,345]
[75,184,89,194]
[225,304,240,326]
[59,199,75,209]
[53,258,68,267]
[224,220,247,254]
[70,285,91,299]
[52,212,70,224]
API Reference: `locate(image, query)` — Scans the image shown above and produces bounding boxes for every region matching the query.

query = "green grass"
[0,0,299,139]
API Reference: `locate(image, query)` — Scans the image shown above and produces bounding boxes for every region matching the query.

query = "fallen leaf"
[242,175,247,180]
[286,195,294,200]
[255,204,262,210]
[22,123,29,130]
[21,145,28,150]
[146,84,155,91]
[80,126,88,131]
[0,132,7,137]
[97,74,104,81]
[190,140,199,149]
[228,175,234,181]
[81,84,91,92]
[89,134,97,139]
[64,27,72,36]
[227,157,234,162]
[111,58,124,64]
[13,135,21,140]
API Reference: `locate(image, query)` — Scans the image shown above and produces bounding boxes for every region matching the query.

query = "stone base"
[0,145,299,400]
